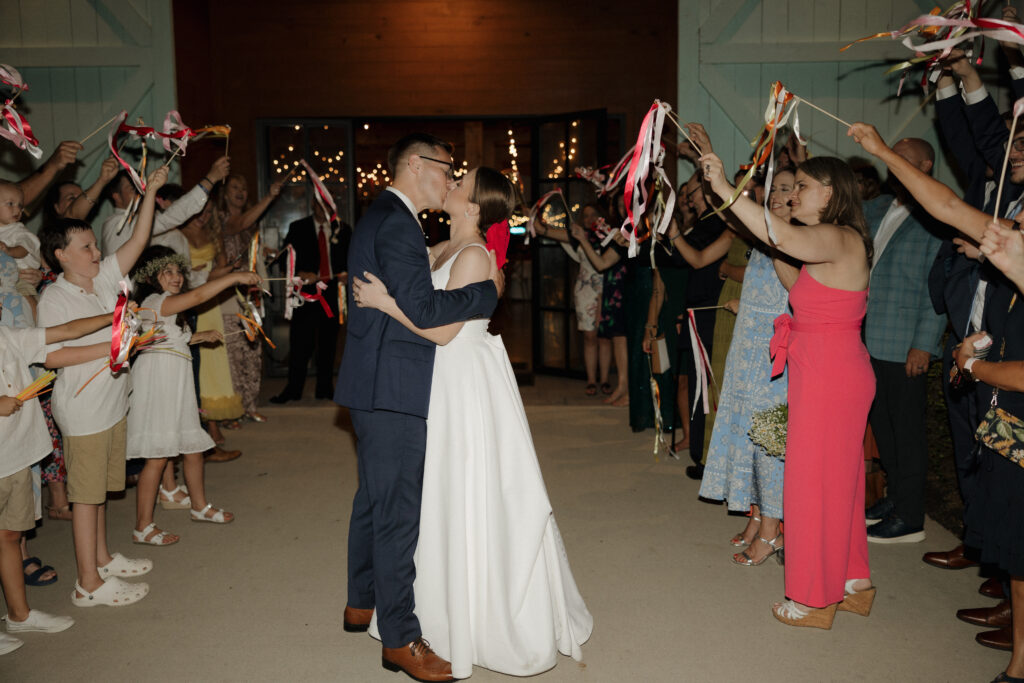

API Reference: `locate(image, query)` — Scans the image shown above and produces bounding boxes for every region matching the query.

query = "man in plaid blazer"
[862,138,947,544]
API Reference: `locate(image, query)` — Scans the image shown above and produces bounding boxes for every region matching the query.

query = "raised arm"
[222,181,282,236]
[849,123,1004,242]
[668,219,735,268]
[159,270,259,317]
[19,141,82,205]
[699,152,853,264]
[67,157,118,220]
[116,167,168,275]
[571,223,621,271]
[356,247,491,345]
[154,157,228,236]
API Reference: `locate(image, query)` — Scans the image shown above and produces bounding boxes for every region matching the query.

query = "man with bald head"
[860,137,947,544]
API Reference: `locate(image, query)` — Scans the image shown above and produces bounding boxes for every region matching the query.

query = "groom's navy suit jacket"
[334,190,497,417]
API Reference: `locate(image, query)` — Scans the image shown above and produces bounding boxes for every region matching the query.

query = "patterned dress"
[221,228,263,414]
[698,248,788,519]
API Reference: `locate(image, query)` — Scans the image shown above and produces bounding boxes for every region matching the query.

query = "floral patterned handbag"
[975,295,1024,468]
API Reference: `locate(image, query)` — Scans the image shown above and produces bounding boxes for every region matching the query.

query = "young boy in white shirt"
[37,167,167,608]
[0,308,121,654]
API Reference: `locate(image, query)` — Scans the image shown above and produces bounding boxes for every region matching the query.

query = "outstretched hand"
[352,271,392,311]
[980,219,1024,284]
[847,123,887,157]
[697,152,729,197]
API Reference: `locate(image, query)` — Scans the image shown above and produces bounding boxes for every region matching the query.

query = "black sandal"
[22,557,58,587]
[585,383,598,396]
[600,382,613,395]
[993,673,1024,683]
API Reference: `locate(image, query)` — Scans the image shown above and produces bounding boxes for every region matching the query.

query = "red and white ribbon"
[0,64,26,94]
[0,101,41,158]
[622,101,670,257]
[283,245,302,320]
[161,110,193,156]
[300,159,338,224]
[687,309,717,416]
[110,281,139,372]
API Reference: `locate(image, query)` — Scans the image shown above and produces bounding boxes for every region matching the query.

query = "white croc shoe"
[98,552,152,578]
[5,609,74,633]
[71,577,149,607]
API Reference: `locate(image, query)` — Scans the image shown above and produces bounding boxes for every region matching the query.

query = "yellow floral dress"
[190,241,243,420]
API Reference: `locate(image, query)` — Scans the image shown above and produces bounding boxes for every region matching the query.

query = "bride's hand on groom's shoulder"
[488,250,505,298]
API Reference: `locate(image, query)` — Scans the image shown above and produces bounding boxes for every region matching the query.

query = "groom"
[335,133,501,682]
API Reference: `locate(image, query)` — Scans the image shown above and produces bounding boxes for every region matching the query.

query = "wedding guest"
[699,167,796,566]
[534,204,611,396]
[702,147,875,629]
[862,139,946,545]
[212,174,282,422]
[271,201,349,403]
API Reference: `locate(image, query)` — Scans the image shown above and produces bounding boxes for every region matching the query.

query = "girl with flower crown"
[125,245,259,545]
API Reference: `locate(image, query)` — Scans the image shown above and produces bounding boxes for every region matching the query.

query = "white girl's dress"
[126,292,215,459]
[371,244,593,678]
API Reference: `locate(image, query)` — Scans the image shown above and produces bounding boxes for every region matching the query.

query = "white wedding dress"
[370,243,593,678]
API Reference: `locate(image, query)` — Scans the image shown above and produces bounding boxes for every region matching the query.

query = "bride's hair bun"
[471,167,516,233]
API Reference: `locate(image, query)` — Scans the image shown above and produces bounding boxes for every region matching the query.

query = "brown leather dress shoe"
[976,626,1013,651]
[922,544,977,570]
[958,601,1012,628]
[382,638,454,682]
[343,606,373,632]
[204,446,242,463]
[980,577,1007,600]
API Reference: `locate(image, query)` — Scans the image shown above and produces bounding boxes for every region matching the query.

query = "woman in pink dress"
[700,150,876,629]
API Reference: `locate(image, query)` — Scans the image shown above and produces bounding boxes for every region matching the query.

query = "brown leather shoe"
[976,626,1013,651]
[958,601,1012,628]
[204,446,242,463]
[980,577,1006,600]
[382,638,454,682]
[921,544,977,570]
[343,606,373,632]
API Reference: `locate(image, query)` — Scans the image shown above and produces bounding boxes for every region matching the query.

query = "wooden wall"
[0,0,178,231]
[171,0,678,186]
[677,0,984,188]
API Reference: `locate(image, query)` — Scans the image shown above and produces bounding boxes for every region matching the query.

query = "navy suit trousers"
[347,407,426,648]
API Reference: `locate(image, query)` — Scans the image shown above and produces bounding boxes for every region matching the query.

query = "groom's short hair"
[388,133,454,175]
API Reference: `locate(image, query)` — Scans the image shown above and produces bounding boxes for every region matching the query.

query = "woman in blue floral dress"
[698,168,796,565]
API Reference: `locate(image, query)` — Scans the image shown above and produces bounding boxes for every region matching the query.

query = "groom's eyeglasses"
[418,155,455,180]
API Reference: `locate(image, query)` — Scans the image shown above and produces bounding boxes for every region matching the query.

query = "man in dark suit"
[270,201,350,402]
[335,134,501,682]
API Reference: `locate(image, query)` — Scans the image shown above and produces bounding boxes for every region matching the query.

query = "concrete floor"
[3,376,1009,682]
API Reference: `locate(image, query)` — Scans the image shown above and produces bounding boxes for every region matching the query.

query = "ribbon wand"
[79,113,122,145]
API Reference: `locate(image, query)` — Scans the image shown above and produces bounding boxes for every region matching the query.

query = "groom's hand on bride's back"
[489,250,505,298]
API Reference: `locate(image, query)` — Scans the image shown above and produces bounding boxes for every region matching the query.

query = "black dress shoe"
[685,465,704,480]
[866,513,925,544]
[269,393,298,404]
[864,497,894,526]
[315,390,333,400]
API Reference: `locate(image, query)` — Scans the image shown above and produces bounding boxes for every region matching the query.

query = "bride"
[353,166,593,678]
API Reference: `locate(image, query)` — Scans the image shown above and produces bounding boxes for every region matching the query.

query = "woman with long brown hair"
[701,147,875,629]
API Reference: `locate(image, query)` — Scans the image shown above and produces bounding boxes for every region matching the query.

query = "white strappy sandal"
[132,522,179,546]
[158,485,191,510]
[190,503,233,524]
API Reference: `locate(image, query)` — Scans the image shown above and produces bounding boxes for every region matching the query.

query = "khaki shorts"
[64,417,127,504]
[0,468,34,531]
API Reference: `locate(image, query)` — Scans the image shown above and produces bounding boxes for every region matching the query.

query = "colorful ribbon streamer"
[300,159,339,223]
[622,101,671,257]
[687,308,718,417]
[0,101,41,158]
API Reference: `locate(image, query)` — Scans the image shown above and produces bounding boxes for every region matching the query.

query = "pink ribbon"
[769,314,792,379]
[0,102,41,158]
[687,309,717,416]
